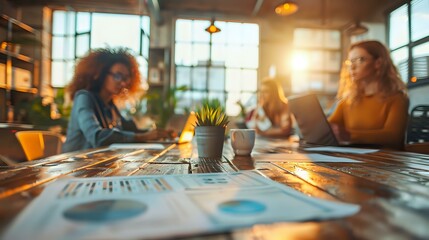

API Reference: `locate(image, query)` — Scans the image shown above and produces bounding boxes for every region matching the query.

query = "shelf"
[0,85,38,93]
[0,49,33,63]
[0,14,37,34]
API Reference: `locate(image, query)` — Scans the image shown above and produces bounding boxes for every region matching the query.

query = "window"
[51,11,150,88]
[174,19,259,116]
[389,0,429,86]
[291,28,342,93]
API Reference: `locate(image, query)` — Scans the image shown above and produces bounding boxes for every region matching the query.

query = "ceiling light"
[275,1,299,16]
[205,18,221,34]
[345,21,369,36]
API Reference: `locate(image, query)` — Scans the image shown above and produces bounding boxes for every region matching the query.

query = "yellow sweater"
[328,92,409,149]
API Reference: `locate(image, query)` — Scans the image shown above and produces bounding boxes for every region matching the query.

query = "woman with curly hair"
[63,47,172,152]
[328,40,408,149]
[252,78,292,138]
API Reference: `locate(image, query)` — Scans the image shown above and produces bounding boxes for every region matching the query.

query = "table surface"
[1,137,429,239]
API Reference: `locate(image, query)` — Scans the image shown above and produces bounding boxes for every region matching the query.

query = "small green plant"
[195,105,229,127]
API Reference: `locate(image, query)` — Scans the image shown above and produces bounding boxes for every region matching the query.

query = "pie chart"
[63,199,147,222]
[218,199,266,215]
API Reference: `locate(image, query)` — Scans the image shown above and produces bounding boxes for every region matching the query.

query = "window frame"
[173,18,260,116]
[388,0,429,88]
[50,10,150,88]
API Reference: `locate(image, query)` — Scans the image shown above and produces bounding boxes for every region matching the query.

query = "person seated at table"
[328,40,408,149]
[248,78,292,138]
[62,47,173,153]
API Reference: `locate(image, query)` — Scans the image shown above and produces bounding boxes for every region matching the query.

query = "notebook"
[148,112,197,144]
[288,94,341,146]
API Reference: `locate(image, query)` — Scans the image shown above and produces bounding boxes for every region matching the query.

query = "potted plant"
[195,103,229,158]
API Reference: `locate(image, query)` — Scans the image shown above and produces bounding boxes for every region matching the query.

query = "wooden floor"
[1,138,429,239]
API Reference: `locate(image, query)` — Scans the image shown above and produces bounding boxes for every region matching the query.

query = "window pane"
[241,46,259,68]
[53,11,66,35]
[389,4,409,49]
[225,69,241,92]
[192,67,207,90]
[294,29,323,48]
[225,45,241,68]
[192,43,210,66]
[142,35,149,58]
[211,21,227,44]
[91,13,140,52]
[242,23,259,46]
[241,69,257,91]
[226,22,242,45]
[192,20,210,43]
[208,92,225,105]
[52,36,65,59]
[307,51,324,71]
[51,61,65,87]
[308,73,327,91]
[291,72,309,93]
[192,91,206,105]
[211,44,226,66]
[208,67,225,91]
[326,51,341,71]
[412,42,429,80]
[141,16,150,36]
[76,34,90,58]
[391,47,409,83]
[176,19,192,42]
[175,43,192,65]
[76,12,90,33]
[324,31,341,49]
[176,66,191,87]
[66,36,75,60]
[66,12,76,35]
[176,91,192,111]
[226,92,241,116]
[411,0,429,41]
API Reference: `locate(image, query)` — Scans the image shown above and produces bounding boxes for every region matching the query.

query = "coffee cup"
[230,129,255,156]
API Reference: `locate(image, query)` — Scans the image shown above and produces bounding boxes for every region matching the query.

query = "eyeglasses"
[344,56,371,67]
[108,72,130,83]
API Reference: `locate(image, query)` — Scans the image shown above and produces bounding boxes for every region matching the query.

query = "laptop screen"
[288,94,339,146]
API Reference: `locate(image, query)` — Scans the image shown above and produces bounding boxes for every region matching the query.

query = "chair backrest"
[15,131,63,161]
[406,105,429,144]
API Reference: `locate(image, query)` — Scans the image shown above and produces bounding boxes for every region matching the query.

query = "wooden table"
[1,137,429,239]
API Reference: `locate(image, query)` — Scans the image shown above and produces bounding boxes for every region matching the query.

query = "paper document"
[304,146,379,154]
[253,153,361,163]
[4,171,360,240]
[109,143,165,150]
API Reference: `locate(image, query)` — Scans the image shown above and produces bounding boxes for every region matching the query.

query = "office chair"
[15,131,63,161]
[405,105,429,154]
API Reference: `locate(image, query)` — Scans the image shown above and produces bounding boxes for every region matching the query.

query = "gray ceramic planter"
[195,126,225,158]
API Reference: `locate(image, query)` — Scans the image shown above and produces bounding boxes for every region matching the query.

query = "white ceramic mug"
[230,129,255,156]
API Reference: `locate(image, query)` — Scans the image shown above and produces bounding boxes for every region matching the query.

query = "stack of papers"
[4,171,360,240]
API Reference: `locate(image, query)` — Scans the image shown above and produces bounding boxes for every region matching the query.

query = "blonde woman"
[254,79,292,138]
[329,40,408,149]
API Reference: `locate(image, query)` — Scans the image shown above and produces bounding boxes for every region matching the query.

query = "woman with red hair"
[329,40,408,149]
[63,47,172,152]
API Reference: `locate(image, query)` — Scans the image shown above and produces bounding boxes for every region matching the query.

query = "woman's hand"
[330,123,350,142]
[135,129,176,142]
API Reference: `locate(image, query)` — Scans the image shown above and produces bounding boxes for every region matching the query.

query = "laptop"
[288,94,341,146]
[148,112,197,144]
